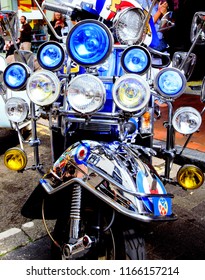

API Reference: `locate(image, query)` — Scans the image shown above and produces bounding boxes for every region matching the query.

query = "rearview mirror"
[172,51,197,81]
[159,11,175,32]
[190,11,205,45]
[0,11,19,41]
[200,76,205,103]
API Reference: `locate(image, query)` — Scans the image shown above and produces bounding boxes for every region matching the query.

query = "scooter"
[2,1,204,259]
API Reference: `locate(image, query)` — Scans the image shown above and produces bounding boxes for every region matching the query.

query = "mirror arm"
[33,0,63,41]
[179,25,203,71]
[4,17,26,63]
[139,0,158,42]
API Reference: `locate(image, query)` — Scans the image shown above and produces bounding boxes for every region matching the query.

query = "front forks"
[69,185,82,239]
[62,185,94,259]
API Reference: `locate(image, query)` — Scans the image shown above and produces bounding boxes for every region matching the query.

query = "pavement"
[1,81,205,260]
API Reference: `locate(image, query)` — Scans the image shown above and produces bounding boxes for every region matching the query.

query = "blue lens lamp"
[154,67,187,99]
[3,62,31,91]
[121,45,151,75]
[37,41,65,71]
[66,19,113,67]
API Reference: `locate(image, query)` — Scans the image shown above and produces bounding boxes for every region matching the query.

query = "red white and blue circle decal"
[74,142,90,164]
[158,197,169,216]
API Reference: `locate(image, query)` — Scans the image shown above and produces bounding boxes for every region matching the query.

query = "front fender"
[39,140,177,222]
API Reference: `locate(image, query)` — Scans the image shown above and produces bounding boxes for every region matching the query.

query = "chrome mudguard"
[41,140,177,222]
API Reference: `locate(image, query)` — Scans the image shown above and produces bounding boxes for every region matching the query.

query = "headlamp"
[37,41,65,71]
[121,46,151,75]
[3,62,31,91]
[67,74,106,114]
[66,19,113,67]
[177,165,204,190]
[113,7,145,45]
[26,70,60,106]
[112,74,150,112]
[5,97,29,123]
[4,148,27,171]
[154,68,186,99]
[172,107,202,134]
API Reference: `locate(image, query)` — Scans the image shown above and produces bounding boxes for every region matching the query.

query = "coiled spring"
[70,185,82,220]
[69,185,82,239]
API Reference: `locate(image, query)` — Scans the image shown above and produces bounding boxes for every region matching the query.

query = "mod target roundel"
[74,142,90,164]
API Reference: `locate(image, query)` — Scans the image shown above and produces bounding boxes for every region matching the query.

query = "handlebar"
[33,0,76,41]
[41,0,79,16]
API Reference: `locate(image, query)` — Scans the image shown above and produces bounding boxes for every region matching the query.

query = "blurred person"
[19,15,32,51]
[47,12,67,43]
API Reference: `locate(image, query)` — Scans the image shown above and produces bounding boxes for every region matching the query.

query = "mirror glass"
[159,11,175,32]
[0,11,19,41]
[200,76,205,103]
[190,11,205,45]
[172,51,197,81]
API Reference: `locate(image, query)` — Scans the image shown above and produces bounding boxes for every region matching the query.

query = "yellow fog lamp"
[177,165,204,190]
[4,148,27,171]
[172,107,202,134]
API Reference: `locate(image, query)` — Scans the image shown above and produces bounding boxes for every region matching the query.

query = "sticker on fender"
[152,197,172,216]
